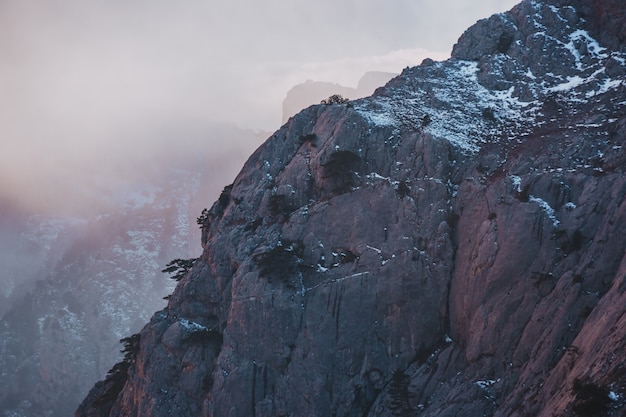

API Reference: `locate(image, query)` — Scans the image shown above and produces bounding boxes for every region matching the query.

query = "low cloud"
[0,0,518,215]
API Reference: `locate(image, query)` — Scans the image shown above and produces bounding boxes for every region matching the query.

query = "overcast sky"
[0,0,519,215]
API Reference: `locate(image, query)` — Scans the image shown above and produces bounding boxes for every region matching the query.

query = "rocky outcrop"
[584,0,626,50]
[77,0,626,416]
[281,72,397,124]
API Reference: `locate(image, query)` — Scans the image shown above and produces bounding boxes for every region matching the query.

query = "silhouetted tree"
[196,208,209,229]
[120,333,141,361]
[253,240,313,287]
[396,180,410,198]
[162,258,197,281]
[497,33,514,53]
[321,151,361,193]
[321,94,350,105]
[95,333,141,406]
[571,378,613,416]
[267,194,293,217]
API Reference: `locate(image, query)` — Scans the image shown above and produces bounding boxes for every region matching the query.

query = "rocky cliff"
[76,0,626,416]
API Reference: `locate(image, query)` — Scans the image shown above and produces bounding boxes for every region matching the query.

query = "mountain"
[0,126,263,417]
[0,175,207,417]
[76,0,625,416]
[281,71,397,124]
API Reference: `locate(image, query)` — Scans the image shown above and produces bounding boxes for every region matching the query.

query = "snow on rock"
[355,60,539,153]
[179,318,208,333]
[529,195,560,227]
[76,1,626,417]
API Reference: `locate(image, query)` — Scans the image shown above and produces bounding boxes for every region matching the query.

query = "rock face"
[77,0,626,416]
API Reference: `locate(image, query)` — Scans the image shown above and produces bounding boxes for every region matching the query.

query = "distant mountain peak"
[282,71,397,124]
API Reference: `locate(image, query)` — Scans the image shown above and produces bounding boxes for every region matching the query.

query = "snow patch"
[352,13,626,154]
[588,78,624,97]
[366,245,382,254]
[510,175,522,192]
[548,75,585,92]
[529,196,559,227]
[357,60,537,153]
[564,202,577,210]
[475,379,497,390]
[179,318,208,333]
[366,172,391,181]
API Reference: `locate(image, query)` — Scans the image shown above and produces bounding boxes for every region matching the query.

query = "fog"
[1,2,523,414]
[0,0,518,216]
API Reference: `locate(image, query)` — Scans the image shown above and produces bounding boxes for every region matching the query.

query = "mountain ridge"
[77,0,626,416]
[281,71,397,124]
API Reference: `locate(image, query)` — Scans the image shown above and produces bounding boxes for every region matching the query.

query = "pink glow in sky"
[0,0,518,215]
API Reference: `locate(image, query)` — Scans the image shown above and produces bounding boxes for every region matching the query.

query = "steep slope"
[0,175,196,417]
[0,128,258,417]
[77,1,626,416]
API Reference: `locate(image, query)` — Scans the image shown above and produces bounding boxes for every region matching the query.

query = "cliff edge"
[77,0,626,416]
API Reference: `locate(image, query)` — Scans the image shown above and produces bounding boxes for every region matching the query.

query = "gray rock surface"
[77,0,626,416]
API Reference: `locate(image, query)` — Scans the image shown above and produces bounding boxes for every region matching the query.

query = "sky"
[0,0,519,216]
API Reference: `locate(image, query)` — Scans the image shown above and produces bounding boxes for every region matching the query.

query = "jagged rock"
[585,0,626,50]
[77,0,626,416]
[451,14,517,61]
